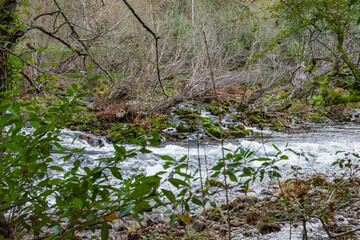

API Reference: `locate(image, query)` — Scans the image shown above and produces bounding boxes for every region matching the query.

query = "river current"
[55,123,360,239]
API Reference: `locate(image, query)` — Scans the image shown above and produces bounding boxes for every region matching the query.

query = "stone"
[244,197,255,206]
[242,224,252,230]
[260,189,274,196]
[354,201,360,208]
[192,220,206,232]
[270,197,278,202]
[259,224,281,234]
[213,224,221,230]
[71,234,83,240]
[348,219,359,225]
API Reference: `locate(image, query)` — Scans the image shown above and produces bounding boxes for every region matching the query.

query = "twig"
[203,28,231,239]
[121,0,168,97]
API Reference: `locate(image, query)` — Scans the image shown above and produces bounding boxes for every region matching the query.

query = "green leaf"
[191,196,203,206]
[73,198,83,208]
[228,173,238,182]
[151,120,159,127]
[72,83,79,92]
[5,143,19,151]
[50,166,64,172]
[142,176,161,184]
[268,171,282,178]
[88,75,101,82]
[110,167,123,180]
[49,179,62,185]
[350,0,359,6]
[168,178,189,188]
[161,155,175,161]
[212,163,224,171]
[66,88,74,96]
[87,64,94,73]
[170,214,176,226]
[86,213,96,221]
[162,189,176,203]
[272,144,280,152]
[140,147,152,154]
[118,204,135,218]
[101,221,109,240]
[210,201,217,208]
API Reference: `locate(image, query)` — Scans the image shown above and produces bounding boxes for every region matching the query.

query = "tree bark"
[1,0,19,93]
[0,0,20,105]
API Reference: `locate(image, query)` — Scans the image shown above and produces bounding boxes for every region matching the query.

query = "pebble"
[244,197,255,206]
[192,220,206,232]
[348,219,359,225]
[260,189,274,195]
[242,224,252,230]
[213,224,221,230]
[354,201,360,208]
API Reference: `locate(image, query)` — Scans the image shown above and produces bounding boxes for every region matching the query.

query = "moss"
[179,113,199,121]
[233,114,242,122]
[228,124,245,131]
[175,108,198,116]
[202,117,211,123]
[235,102,247,112]
[205,126,228,138]
[249,115,261,124]
[271,121,283,131]
[205,105,226,116]
[230,130,247,138]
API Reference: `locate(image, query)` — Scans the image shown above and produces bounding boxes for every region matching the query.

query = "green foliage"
[0,85,163,238]
[272,0,360,104]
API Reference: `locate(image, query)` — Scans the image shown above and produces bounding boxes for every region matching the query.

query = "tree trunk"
[0,50,8,97]
[0,0,20,102]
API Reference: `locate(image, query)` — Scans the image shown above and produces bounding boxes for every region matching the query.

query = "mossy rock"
[271,120,283,131]
[235,102,247,112]
[233,114,243,122]
[230,130,247,138]
[202,117,211,123]
[205,127,228,138]
[175,108,198,116]
[228,124,245,131]
[205,105,226,116]
[202,208,222,221]
[176,124,188,133]
[179,113,199,121]
[249,115,261,124]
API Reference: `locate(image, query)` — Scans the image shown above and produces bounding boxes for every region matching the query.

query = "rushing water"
[56,122,360,239]
[58,122,360,181]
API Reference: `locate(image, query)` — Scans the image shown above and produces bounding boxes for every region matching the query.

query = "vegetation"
[1,0,360,239]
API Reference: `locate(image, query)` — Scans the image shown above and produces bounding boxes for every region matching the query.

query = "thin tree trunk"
[0,50,8,98]
[0,0,19,97]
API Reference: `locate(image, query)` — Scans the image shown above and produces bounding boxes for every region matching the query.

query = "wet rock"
[259,224,281,234]
[260,189,274,196]
[192,220,206,232]
[87,138,104,148]
[244,197,255,206]
[176,124,188,133]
